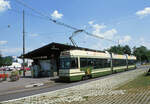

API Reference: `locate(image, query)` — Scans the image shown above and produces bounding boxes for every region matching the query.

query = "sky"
[0,0,150,56]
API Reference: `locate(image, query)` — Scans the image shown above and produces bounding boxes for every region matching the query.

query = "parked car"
[0,67,7,71]
[6,67,15,71]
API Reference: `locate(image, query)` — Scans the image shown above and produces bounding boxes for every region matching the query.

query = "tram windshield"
[59,58,78,69]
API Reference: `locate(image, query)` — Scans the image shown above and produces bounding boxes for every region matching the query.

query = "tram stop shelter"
[22,42,99,77]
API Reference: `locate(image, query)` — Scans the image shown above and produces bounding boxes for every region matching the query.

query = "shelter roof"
[22,42,104,59]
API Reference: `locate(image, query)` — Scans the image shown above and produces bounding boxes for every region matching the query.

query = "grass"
[117,73,150,90]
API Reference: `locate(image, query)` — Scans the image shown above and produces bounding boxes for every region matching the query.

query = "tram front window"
[59,58,78,69]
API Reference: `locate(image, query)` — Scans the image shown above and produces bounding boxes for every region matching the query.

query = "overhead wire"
[13,0,118,44]
[8,9,49,21]
[8,9,73,37]
[14,0,79,30]
[26,31,72,38]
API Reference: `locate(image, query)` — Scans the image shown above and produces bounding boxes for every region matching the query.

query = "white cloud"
[0,40,8,45]
[103,29,117,39]
[86,21,134,50]
[0,48,22,56]
[30,33,39,37]
[51,10,63,19]
[136,7,150,18]
[1,48,22,53]
[89,40,115,50]
[137,37,150,49]
[91,42,103,50]
[85,21,118,50]
[0,0,11,12]
[88,21,94,25]
[89,22,117,40]
[119,35,131,44]
[143,42,150,49]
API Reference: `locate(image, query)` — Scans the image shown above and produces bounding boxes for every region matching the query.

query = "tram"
[59,49,136,82]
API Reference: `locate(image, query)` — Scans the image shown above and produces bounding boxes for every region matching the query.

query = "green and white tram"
[59,49,136,82]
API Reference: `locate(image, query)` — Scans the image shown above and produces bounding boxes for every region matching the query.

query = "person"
[10,68,19,81]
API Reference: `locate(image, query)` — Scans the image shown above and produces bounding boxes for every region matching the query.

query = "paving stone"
[1,68,149,104]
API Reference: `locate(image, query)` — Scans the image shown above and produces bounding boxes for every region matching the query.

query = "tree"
[0,53,3,67]
[133,46,149,63]
[107,45,123,54]
[146,50,150,62]
[0,54,14,67]
[106,45,131,55]
[3,56,13,66]
[123,45,131,55]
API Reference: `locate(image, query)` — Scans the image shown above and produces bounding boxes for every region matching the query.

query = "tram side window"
[59,58,78,69]
[80,58,87,68]
[70,58,78,69]
[112,59,117,67]
[80,58,94,68]
[87,58,94,66]
[103,59,110,68]
[128,60,136,65]
[93,58,110,69]
[113,59,127,67]
[80,58,110,69]
[106,59,111,67]
[99,59,105,68]
[119,59,126,66]
[93,59,101,69]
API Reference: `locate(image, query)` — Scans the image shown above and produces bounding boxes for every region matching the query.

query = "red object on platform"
[0,74,1,78]
[0,74,8,78]
[20,67,30,71]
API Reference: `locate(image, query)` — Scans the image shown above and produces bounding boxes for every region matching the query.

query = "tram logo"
[86,68,91,75]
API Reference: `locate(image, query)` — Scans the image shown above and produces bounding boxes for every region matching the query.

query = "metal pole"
[110,53,113,73]
[118,40,120,46]
[23,10,25,77]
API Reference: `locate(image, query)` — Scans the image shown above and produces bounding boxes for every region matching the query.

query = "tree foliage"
[0,53,3,67]
[107,45,150,63]
[123,45,131,55]
[3,56,13,66]
[133,46,150,62]
[0,55,13,67]
[106,45,131,55]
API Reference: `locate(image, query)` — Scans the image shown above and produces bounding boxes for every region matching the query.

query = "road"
[0,66,149,103]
